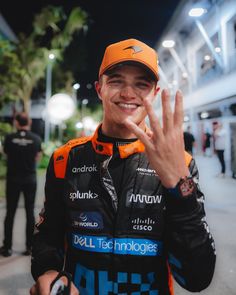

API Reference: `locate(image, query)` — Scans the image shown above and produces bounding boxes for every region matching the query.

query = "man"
[30,39,216,295]
[213,121,226,177]
[183,126,195,154]
[0,112,42,257]
[203,129,212,157]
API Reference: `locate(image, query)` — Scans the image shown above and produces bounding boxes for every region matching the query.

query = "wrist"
[166,175,197,198]
[162,171,190,189]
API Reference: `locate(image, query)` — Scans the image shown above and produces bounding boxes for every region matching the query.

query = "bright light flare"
[73,83,80,90]
[49,53,55,60]
[162,40,175,48]
[188,8,206,17]
[47,93,75,122]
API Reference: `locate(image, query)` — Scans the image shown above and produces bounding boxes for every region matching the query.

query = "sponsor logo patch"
[69,190,98,201]
[56,155,64,161]
[72,164,97,173]
[136,167,157,176]
[131,217,156,231]
[74,263,159,295]
[123,45,143,54]
[126,191,162,207]
[12,138,34,146]
[72,234,163,256]
[72,212,103,229]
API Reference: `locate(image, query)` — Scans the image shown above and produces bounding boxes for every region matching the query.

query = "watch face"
[179,178,195,197]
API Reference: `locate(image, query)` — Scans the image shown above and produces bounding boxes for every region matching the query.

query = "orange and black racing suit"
[31,126,216,295]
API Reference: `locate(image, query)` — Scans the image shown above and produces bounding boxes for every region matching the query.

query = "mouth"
[115,102,141,110]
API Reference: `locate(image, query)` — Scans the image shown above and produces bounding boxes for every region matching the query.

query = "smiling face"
[95,64,159,138]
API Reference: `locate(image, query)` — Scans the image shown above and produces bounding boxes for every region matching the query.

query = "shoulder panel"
[184,151,192,167]
[53,136,92,178]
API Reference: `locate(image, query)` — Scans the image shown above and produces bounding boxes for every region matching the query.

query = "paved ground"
[0,172,46,295]
[0,155,236,295]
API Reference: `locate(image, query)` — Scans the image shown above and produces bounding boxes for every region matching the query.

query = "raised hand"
[124,88,189,188]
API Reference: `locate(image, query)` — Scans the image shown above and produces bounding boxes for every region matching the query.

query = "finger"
[145,127,153,139]
[161,89,174,133]
[71,283,80,295]
[29,285,37,295]
[143,97,163,139]
[174,90,184,127]
[124,119,153,149]
[37,281,50,295]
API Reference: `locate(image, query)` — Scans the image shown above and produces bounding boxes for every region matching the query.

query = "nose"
[120,85,136,100]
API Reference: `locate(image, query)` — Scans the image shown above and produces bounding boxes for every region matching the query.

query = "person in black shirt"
[184,126,195,154]
[0,112,42,257]
[203,130,212,157]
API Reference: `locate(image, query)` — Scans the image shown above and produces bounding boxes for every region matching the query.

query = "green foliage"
[0,122,13,137]
[62,104,103,142]
[0,6,88,112]
[89,104,103,122]
[32,6,65,36]
[0,122,13,147]
[38,154,50,169]
[0,158,6,179]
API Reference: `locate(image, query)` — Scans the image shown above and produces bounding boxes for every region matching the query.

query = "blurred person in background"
[203,129,212,157]
[30,39,216,295]
[0,112,42,257]
[183,125,195,155]
[213,121,226,177]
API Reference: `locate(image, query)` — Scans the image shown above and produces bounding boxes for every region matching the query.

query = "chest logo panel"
[126,189,163,208]
[69,190,99,201]
[71,211,104,229]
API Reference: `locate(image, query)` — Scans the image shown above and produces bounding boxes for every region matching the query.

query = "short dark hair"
[15,112,30,127]
[104,61,158,83]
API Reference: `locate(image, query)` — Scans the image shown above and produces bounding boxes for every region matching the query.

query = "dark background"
[0,0,180,102]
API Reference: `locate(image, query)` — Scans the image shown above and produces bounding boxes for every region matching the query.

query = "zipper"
[100,155,118,211]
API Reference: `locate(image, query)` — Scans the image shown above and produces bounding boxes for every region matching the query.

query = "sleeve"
[31,154,66,280]
[34,134,42,153]
[37,135,42,153]
[3,134,10,154]
[164,158,216,292]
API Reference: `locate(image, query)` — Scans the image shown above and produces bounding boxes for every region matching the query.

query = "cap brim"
[103,61,159,82]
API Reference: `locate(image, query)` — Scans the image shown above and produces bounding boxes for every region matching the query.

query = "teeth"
[118,103,138,109]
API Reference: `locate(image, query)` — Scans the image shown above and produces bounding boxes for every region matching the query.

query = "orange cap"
[99,39,159,81]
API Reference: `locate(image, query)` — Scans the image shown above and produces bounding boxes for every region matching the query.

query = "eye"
[136,82,151,89]
[108,79,123,86]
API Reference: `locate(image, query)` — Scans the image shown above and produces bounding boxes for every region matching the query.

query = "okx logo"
[74,263,159,295]
[69,190,98,201]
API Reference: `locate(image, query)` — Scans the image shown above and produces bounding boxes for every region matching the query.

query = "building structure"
[155,0,236,176]
[0,12,17,42]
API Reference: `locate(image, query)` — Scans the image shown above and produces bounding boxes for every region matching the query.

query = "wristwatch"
[168,176,196,198]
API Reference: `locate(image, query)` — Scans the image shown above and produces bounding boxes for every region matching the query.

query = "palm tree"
[0,6,87,113]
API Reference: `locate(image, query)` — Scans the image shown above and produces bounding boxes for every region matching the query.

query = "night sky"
[0,0,180,102]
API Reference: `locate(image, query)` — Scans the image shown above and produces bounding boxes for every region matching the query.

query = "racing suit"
[31,126,216,295]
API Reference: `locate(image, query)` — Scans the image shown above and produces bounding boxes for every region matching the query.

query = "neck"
[101,120,145,139]
[18,126,30,131]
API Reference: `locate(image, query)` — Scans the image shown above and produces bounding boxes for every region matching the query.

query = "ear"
[150,86,160,104]
[95,81,102,101]
[154,86,160,96]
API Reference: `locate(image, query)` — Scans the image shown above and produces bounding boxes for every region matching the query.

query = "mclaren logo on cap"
[123,45,143,54]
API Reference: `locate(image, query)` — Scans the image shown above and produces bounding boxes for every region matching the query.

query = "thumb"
[29,284,37,295]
